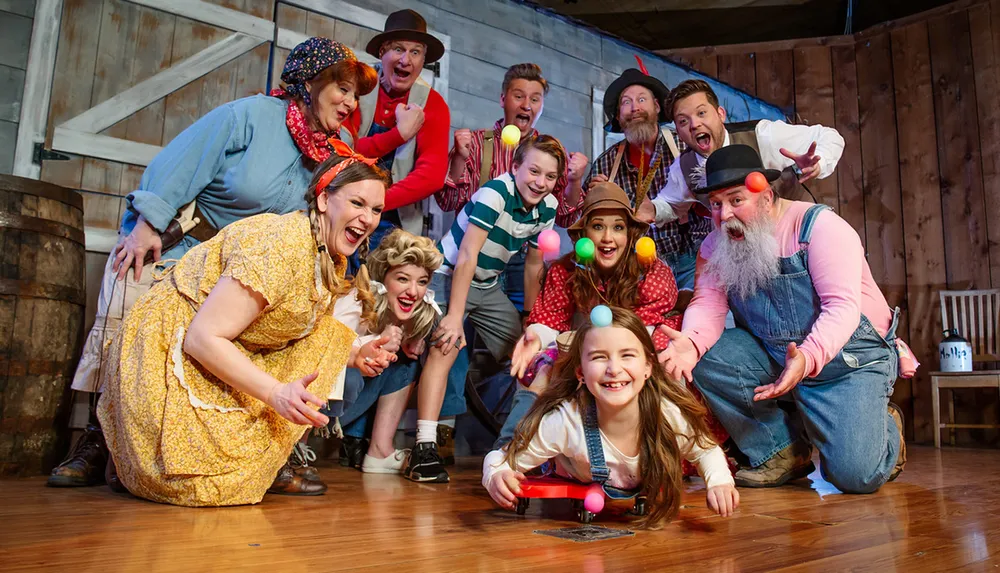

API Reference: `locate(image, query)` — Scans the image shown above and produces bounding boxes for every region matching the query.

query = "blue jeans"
[663,248,697,290]
[340,358,419,438]
[494,389,537,449]
[693,322,899,494]
[692,205,900,494]
[501,248,526,312]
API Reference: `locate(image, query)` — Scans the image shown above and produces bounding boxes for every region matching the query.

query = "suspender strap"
[660,127,680,160]
[798,204,831,245]
[479,131,494,188]
[608,142,626,183]
[583,401,610,484]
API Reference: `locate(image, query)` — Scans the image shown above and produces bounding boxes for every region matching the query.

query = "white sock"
[416,419,438,444]
[439,417,456,429]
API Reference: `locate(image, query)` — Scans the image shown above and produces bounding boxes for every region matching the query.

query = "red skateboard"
[515,476,647,523]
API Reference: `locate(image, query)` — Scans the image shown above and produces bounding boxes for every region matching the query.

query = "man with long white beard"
[659,144,916,493]
[585,68,709,289]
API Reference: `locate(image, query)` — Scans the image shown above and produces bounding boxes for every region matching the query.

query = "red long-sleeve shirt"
[350,85,450,212]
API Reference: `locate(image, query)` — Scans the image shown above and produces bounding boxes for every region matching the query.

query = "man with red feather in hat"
[585,61,705,290]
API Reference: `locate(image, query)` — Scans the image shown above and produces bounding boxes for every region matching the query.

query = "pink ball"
[583,488,605,514]
[538,229,560,254]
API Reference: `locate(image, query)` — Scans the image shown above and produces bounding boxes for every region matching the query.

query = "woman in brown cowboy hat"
[510,181,683,381]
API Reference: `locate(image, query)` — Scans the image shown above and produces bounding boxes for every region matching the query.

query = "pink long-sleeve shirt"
[682,201,892,378]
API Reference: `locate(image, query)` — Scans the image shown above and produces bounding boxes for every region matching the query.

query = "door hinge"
[33,143,70,166]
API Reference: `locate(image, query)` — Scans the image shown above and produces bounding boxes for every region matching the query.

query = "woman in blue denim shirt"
[51,38,381,493]
[334,229,444,474]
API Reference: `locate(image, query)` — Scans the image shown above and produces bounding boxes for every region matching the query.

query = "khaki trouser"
[70,249,158,393]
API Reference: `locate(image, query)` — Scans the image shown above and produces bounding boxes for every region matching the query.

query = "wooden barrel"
[0,174,85,476]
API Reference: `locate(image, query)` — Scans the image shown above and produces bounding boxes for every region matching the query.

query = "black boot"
[47,424,109,487]
[339,436,368,469]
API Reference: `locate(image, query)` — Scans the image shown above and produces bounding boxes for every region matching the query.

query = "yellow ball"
[501,124,521,147]
[636,236,656,263]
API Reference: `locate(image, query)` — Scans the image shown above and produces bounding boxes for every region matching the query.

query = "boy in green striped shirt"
[404,134,569,484]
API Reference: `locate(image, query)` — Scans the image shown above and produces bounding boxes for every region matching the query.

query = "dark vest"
[679,120,811,202]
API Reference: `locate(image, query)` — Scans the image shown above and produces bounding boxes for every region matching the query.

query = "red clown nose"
[745,171,769,194]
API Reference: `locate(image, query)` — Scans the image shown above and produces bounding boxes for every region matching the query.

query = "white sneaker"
[361,449,410,474]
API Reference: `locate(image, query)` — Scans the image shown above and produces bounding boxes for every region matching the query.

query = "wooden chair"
[931,289,1000,447]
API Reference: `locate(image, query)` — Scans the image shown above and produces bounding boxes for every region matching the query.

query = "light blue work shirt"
[121,94,312,259]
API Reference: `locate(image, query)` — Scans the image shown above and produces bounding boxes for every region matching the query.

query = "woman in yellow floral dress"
[97,144,393,507]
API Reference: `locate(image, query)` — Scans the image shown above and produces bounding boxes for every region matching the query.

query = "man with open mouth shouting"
[647,79,845,241]
[341,9,450,249]
[436,63,588,228]
[659,144,917,494]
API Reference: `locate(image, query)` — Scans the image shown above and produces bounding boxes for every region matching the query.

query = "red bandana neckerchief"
[272,88,334,163]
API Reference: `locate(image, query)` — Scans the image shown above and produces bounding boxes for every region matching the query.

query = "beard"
[705,203,780,301]
[622,112,658,147]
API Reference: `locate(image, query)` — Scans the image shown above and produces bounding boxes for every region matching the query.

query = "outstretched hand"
[511,329,542,379]
[267,372,329,427]
[486,468,525,510]
[657,325,698,383]
[779,141,822,183]
[707,484,740,517]
[754,342,807,401]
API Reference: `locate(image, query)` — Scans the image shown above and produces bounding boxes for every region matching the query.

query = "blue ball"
[590,305,613,328]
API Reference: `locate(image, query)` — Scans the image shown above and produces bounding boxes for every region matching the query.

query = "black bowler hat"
[366,9,446,64]
[696,144,782,195]
[603,68,671,133]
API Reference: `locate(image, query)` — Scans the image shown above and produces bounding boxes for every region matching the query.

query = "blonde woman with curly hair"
[336,229,444,473]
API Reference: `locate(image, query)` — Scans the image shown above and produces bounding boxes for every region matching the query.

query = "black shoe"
[47,424,108,487]
[403,442,449,483]
[339,436,368,469]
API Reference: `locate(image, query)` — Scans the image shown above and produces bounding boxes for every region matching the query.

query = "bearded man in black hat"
[342,9,450,242]
[659,144,915,493]
[585,68,708,289]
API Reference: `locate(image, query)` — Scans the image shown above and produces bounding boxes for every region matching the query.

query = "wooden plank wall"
[665,0,1000,446]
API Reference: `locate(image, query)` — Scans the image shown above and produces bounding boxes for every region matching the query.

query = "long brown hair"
[559,213,647,310]
[306,154,391,326]
[503,306,716,528]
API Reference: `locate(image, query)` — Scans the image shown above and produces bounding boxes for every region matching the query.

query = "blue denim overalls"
[693,205,901,494]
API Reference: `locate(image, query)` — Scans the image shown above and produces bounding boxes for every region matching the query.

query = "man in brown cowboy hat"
[585,66,708,291]
[342,8,450,240]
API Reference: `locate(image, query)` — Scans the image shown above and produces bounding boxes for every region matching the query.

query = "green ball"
[575,237,595,262]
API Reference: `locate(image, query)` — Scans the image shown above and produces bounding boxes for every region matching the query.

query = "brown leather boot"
[290,443,322,482]
[437,424,455,466]
[888,402,906,481]
[267,462,327,496]
[734,440,815,488]
[47,424,108,487]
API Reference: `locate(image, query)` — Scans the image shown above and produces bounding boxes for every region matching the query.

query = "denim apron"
[728,204,900,383]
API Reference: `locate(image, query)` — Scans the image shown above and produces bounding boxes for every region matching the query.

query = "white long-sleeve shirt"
[482,397,733,491]
[328,288,377,399]
[652,120,846,226]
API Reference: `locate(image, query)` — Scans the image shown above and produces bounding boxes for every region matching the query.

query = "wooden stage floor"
[1,446,999,572]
